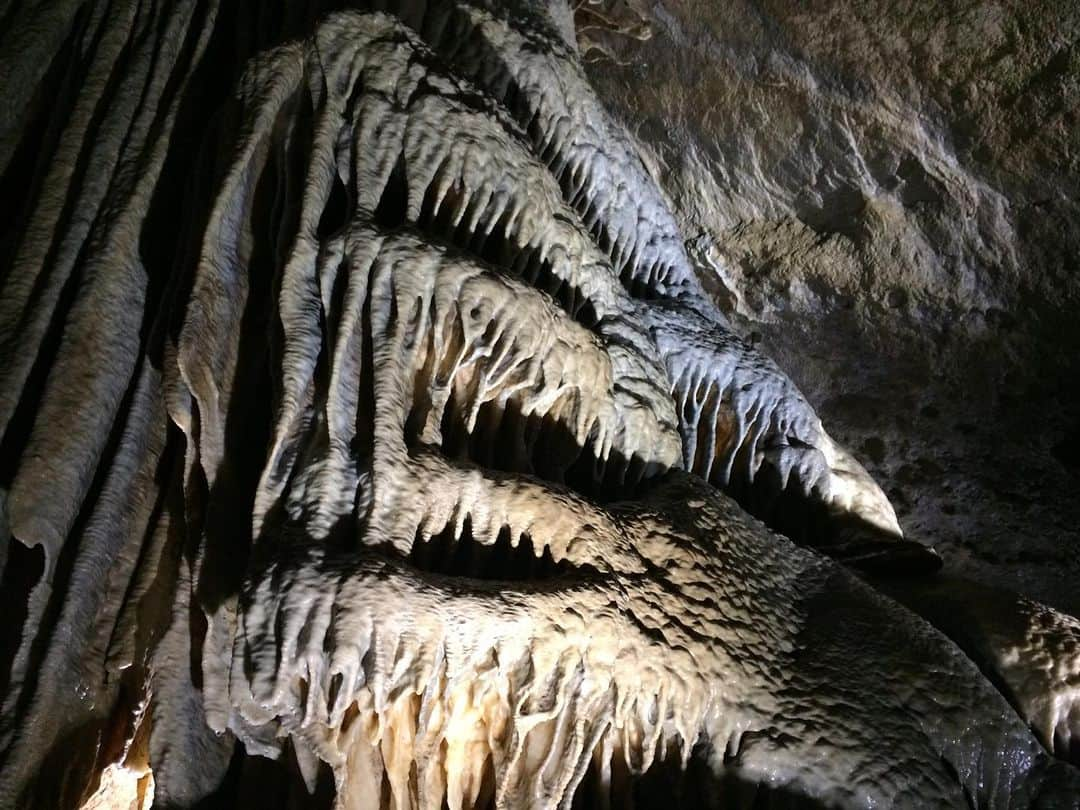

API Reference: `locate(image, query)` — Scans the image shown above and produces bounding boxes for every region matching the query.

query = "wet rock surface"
[585,0,1080,615]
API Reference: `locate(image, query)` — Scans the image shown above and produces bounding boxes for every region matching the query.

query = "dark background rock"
[583,0,1080,614]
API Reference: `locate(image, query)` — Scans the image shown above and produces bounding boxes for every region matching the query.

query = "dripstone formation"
[0,2,1077,808]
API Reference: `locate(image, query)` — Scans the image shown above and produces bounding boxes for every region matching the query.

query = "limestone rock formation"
[583,0,1080,616]
[0,1,1078,808]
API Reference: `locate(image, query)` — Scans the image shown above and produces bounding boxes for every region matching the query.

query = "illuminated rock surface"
[0,1,1077,807]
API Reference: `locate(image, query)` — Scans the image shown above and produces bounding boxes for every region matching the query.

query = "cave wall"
[584,0,1080,614]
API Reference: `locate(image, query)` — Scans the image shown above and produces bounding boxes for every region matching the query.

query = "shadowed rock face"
[581,0,1080,618]
[0,2,1077,809]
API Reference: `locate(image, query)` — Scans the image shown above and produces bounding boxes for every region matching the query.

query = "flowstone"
[0,2,1077,808]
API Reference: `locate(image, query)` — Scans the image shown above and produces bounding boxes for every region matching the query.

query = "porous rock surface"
[585,0,1080,615]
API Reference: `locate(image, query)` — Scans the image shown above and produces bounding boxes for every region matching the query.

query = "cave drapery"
[0,1,1078,808]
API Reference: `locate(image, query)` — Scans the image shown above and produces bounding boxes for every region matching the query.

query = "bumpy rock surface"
[584,0,1080,616]
[1,1,1079,809]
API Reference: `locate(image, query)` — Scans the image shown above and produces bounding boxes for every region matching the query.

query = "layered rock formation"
[0,1,1078,808]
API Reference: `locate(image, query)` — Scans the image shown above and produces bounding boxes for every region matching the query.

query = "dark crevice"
[718,451,939,574]
[672,375,938,571]
[0,542,45,704]
[317,170,351,239]
[409,381,653,504]
[500,73,522,118]
[349,257,377,477]
[724,458,834,544]
[1051,424,1080,475]
[373,152,408,229]
[193,736,336,810]
[409,516,572,581]
[564,432,651,503]
[570,738,835,809]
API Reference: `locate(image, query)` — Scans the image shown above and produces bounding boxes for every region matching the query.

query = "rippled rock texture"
[0,1,1078,808]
